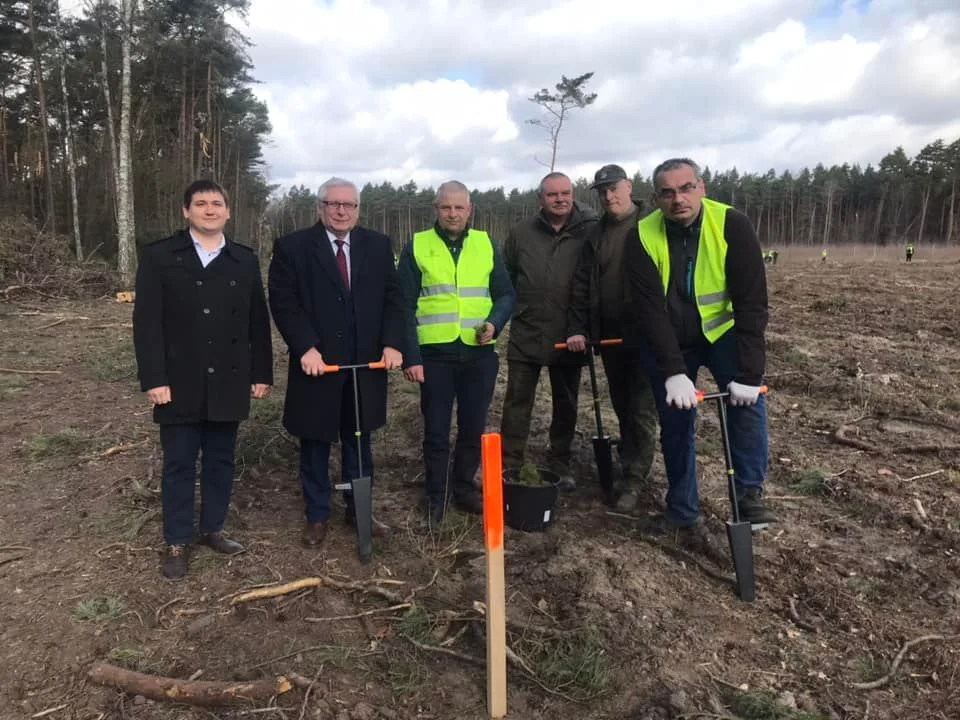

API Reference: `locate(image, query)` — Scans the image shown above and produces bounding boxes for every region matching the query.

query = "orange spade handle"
[323,360,388,373]
[695,385,769,401]
[553,338,623,350]
[480,433,504,551]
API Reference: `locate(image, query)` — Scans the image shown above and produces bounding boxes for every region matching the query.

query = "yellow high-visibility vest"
[637,198,734,343]
[412,228,494,346]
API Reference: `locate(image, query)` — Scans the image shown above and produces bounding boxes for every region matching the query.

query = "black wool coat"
[132,230,274,424]
[268,224,406,442]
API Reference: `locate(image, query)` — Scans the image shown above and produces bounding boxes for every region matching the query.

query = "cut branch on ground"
[87,662,292,706]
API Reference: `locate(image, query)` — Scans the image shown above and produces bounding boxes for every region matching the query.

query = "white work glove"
[665,374,698,410]
[727,381,762,407]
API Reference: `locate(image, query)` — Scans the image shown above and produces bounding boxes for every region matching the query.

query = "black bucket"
[502,468,560,532]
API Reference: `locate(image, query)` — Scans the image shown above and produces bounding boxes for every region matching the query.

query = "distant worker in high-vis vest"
[398,181,515,526]
[623,158,777,564]
[905,243,914,262]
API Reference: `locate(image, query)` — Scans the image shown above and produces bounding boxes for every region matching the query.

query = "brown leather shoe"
[197,532,244,555]
[301,520,328,548]
[162,544,188,580]
[345,507,391,538]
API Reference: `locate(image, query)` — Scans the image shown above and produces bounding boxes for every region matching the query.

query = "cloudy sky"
[233,0,960,193]
[120,0,943,192]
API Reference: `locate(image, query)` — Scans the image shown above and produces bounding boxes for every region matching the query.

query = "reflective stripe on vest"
[412,228,494,346]
[637,198,734,343]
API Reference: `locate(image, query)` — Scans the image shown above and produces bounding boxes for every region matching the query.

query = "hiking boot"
[674,522,727,566]
[614,487,641,513]
[420,498,447,531]
[161,544,188,580]
[452,490,483,516]
[546,459,576,492]
[197,531,244,555]
[554,471,576,492]
[738,488,777,531]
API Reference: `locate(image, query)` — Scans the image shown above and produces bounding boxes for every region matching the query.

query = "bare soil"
[1,256,959,720]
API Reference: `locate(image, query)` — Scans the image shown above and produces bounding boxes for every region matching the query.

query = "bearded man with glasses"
[268,177,406,548]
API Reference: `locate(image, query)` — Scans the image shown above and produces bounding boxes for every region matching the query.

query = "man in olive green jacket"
[500,172,598,488]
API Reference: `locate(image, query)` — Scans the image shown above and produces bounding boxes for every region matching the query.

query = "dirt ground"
[2,253,959,720]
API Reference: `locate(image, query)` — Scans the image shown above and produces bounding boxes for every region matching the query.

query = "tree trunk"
[178,58,187,184]
[204,58,213,176]
[233,145,241,239]
[117,0,137,287]
[56,5,81,258]
[917,184,930,245]
[891,187,905,242]
[788,183,795,244]
[822,182,834,247]
[873,186,886,243]
[99,2,120,225]
[27,0,56,229]
[947,178,956,245]
[1,91,8,191]
[549,110,564,172]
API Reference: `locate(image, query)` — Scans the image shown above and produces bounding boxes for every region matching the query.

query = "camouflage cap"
[590,164,628,190]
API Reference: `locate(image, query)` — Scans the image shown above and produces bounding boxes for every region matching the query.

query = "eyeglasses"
[656,182,699,200]
[321,201,358,211]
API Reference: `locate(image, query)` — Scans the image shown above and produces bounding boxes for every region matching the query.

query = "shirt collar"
[434,222,470,246]
[326,229,350,246]
[665,207,703,238]
[189,230,226,253]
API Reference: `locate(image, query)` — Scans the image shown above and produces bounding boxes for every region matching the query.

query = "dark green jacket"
[503,203,598,365]
[567,202,642,343]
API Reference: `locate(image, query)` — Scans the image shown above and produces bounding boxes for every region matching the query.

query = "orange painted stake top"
[480,433,504,551]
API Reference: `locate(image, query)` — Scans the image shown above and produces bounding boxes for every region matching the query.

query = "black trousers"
[420,352,499,506]
[160,420,239,546]
[500,360,582,470]
[299,376,373,523]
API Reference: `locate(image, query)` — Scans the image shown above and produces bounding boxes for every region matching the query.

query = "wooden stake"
[481,432,507,718]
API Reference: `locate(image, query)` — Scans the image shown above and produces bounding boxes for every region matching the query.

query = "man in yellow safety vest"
[624,158,777,562]
[398,181,515,525]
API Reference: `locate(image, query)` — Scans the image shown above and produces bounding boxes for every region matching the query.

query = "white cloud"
[736,22,881,108]
[224,0,960,192]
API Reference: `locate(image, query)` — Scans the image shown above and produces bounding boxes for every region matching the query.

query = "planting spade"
[696,386,769,602]
[330,360,386,564]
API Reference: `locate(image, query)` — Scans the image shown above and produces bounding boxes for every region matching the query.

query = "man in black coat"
[268,177,405,548]
[133,179,274,580]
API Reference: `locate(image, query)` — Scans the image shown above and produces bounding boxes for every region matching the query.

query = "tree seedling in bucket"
[515,461,545,487]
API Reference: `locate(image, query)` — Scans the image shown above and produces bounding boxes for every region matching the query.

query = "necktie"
[334,239,350,289]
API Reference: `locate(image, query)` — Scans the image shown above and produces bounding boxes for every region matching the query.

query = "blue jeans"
[160,421,239,545]
[642,330,768,527]
[420,352,499,506]
[299,377,374,523]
